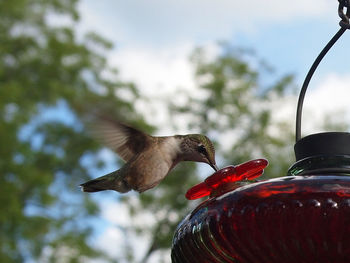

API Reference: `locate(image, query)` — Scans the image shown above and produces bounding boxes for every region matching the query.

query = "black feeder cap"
[295,132,350,161]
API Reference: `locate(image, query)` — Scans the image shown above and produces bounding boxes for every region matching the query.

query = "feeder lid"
[295,132,350,161]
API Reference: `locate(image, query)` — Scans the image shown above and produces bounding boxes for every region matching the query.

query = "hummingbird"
[80,117,218,194]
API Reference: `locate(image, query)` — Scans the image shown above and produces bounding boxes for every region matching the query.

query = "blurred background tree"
[2,0,340,263]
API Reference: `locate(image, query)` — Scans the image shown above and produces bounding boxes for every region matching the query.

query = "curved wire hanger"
[295,0,350,142]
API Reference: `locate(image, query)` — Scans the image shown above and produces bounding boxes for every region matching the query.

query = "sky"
[75,0,350,262]
[77,0,350,131]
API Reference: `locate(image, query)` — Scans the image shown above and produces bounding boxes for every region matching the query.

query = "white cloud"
[94,198,159,262]
[93,227,124,259]
[110,43,196,97]
[265,73,350,139]
[306,73,350,113]
[106,42,220,134]
[100,196,157,228]
[301,73,350,133]
[94,226,152,263]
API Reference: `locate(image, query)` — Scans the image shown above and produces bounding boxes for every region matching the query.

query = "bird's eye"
[198,145,207,154]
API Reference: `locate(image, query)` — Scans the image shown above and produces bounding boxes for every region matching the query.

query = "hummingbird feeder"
[171,1,350,262]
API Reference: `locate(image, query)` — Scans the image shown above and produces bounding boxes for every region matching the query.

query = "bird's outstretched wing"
[89,116,153,162]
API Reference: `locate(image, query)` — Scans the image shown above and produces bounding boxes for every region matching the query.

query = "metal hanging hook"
[295,0,350,142]
[339,0,350,28]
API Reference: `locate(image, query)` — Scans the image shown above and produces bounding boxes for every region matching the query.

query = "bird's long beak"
[210,163,219,171]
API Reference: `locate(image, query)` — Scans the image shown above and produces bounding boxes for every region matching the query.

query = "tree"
[0,0,149,262]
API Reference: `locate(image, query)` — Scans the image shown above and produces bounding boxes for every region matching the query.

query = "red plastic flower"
[186,159,268,200]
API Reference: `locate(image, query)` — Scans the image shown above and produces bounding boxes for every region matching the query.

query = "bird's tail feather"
[80,170,130,193]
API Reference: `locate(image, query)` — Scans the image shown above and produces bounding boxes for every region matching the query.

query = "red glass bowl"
[171,160,350,263]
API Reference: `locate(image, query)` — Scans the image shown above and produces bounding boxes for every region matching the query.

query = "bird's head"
[178,134,218,171]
